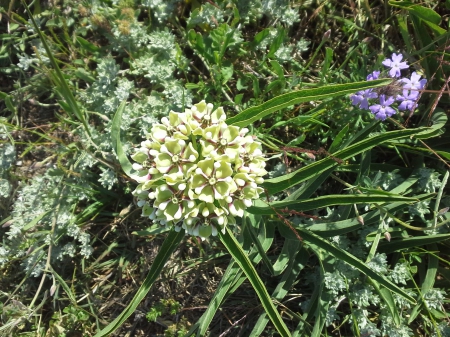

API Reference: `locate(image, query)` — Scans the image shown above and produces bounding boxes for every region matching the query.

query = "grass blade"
[111,101,137,179]
[218,227,292,337]
[93,229,185,337]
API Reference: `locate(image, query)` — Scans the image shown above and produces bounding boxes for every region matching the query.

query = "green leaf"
[301,193,433,237]
[226,79,392,127]
[416,110,447,139]
[376,285,401,326]
[268,28,285,58]
[22,3,90,136]
[76,36,101,53]
[111,101,136,179]
[50,266,77,303]
[328,124,349,153]
[263,127,427,195]
[408,244,439,324]
[379,234,450,254]
[244,218,275,275]
[22,211,52,231]
[278,224,416,304]
[189,217,275,336]
[272,239,302,276]
[93,229,185,337]
[247,194,416,215]
[389,1,441,25]
[218,227,292,337]
[250,247,308,336]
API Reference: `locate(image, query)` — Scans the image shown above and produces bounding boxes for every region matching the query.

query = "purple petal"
[418,79,427,89]
[369,104,381,113]
[350,94,362,106]
[389,68,399,78]
[382,59,393,67]
[360,99,370,110]
[385,106,396,117]
[392,53,403,62]
[384,96,395,106]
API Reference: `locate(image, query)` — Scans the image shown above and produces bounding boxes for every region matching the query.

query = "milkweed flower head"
[350,52,427,120]
[131,101,267,239]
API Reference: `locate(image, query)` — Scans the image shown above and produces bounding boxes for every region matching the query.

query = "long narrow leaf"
[218,227,292,337]
[263,127,427,194]
[189,215,275,336]
[226,79,392,127]
[21,1,90,136]
[379,233,450,253]
[250,247,308,336]
[111,101,137,179]
[93,229,185,337]
[248,194,416,215]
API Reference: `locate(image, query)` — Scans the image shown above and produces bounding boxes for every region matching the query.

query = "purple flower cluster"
[350,53,427,120]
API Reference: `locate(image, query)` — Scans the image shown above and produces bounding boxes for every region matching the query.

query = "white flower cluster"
[131,101,267,238]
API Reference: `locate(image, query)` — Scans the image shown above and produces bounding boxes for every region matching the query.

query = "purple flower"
[401,71,427,90]
[350,89,378,110]
[369,95,396,120]
[382,53,409,78]
[397,89,419,111]
[366,71,381,81]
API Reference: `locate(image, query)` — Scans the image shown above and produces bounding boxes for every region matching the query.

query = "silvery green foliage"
[350,309,381,336]
[408,199,431,222]
[131,56,175,83]
[124,94,163,134]
[0,142,15,198]
[99,168,118,190]
[254,28,277,51]
[268,162,286,178]
[235,0,263,23]
[336,260,359,279]
[369,170,405,191]
[388,262,410,285]
[434,322,450,337]
[0,247,9,264]
[380,314,413,337]
[17,54,38,71]
[261,0,299,26]
[142,0,180,23]
[324,271,346,297]
[325,307,340,327]
[275,45,294,63]
[0,168,94,276]
[393,289,416,310]
[349,284,380,307]
[295,39,310,54]
[424,288,446,310]
[367,253,388,274]
[417,168,442,193]
[330,235,351,250]
[188,3,227,28]
[82,57,120,112]
[126,30,192,133]
[110,18,151,52]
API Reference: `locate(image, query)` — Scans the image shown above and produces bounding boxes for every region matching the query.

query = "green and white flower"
[131,101,266,239]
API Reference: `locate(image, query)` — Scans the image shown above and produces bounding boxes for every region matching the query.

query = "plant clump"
[131,101,267,238]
